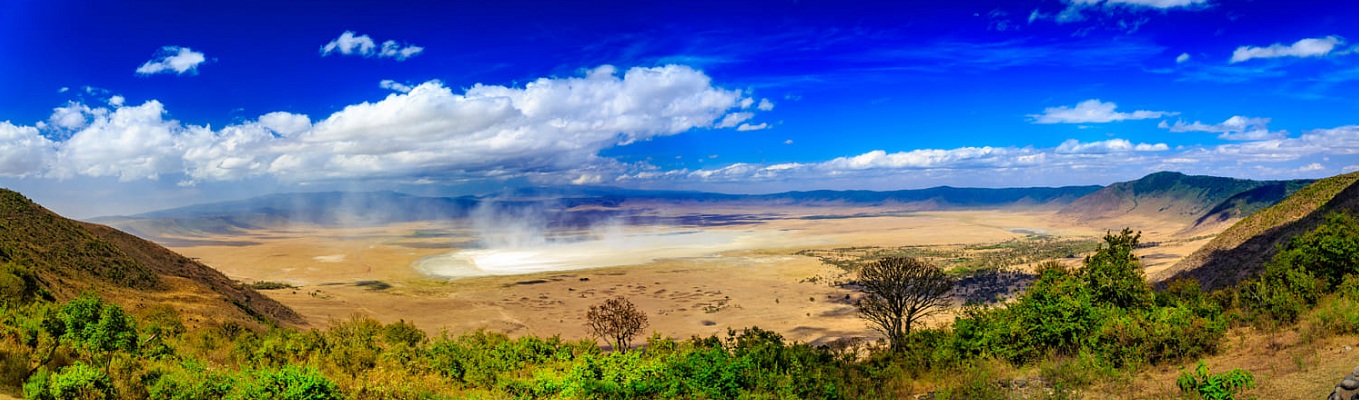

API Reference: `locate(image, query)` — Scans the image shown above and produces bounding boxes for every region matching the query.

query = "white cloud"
[6,65,756,185]
[321,31,374,56]
[135,46,207,76]
[1231,36,1344,63]
[257,112,311,136]
[50,100,183,181]
[783,139,794,145]
[1031,99,1175,124]
[379,80,415,93]
[716,112,753,128]
[1300,125,1359,152]
[1158,116,1286,141]
[1056,138,1168,153]
[736,123,769,131]
[757,98,775,111]
[48,102,98,130]
[644,136,1193,187]
[321,31,423,61]
[1298,162,1325,172]
[0,122,56,177]
[378,41,424,61]
[571,173,602,185]
[1176,53,1190,63]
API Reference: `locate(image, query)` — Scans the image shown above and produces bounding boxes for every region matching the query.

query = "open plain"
[158,204,1219,346]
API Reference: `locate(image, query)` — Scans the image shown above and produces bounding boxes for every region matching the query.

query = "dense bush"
[1232,212,1359,327]
[24,363,117,400]
[950,231,1225,368]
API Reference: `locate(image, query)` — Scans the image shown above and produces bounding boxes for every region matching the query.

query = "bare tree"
[855,257,953,350]
[586,296,649,352]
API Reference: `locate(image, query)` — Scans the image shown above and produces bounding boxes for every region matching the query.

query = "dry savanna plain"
[156,203,1219,349]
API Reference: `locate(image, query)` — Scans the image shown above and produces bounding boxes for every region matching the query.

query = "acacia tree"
[855,257,953,350]
[586,296,649,353]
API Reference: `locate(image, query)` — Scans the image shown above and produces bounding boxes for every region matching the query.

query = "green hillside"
[0,188,300,327]
[1158,171,1359,289]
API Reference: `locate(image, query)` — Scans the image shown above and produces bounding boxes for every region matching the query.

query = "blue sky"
[1,0,1357,217]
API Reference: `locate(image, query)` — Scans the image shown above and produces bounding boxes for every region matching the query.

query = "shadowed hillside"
[1156,171,1359,290]
[0,188,301,328]
[1057,171,1311,229]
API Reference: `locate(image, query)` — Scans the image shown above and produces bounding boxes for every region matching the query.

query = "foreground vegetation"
[3,212,1359,398]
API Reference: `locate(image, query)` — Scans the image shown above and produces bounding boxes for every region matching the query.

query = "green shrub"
[0,262,44,306]
[1240,262,1322,326]
[1176,360,1253,400]
[936,361,1006,400]
[1082,229,1153,310]
[1005,263,1100,363]
[1272,211,1359,290]
[54,294,139,364]
[236,365,341,400]
[147,360,235,400]
[24,363,117,400]
[1311,276,1359,335]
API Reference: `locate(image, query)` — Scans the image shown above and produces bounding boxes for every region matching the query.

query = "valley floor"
[161,206,1211,347]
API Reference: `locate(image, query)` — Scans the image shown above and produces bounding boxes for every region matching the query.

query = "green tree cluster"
[951,229,1226,367]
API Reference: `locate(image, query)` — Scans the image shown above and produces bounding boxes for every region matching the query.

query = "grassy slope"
[1156,171,1359,289]
[0,188,301,329]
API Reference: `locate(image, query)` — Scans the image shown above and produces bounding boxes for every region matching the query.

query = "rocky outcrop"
[1329,366,1359,400]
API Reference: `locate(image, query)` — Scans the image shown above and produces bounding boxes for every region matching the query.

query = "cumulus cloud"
[135,46,207,76]
[4,65,755,185]
[1030,99,1175,124]
[50,100,184,181]
[257,112,312,136]
[1158,116,1286,141]
[1176,53,1190,63]
[321,31,423,61]
[0,122,56,177]
[47,102,98,130]
[1231,36,1344,63]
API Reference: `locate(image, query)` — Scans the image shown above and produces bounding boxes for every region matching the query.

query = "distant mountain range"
[0,189,301,328]
[92,171,1311,244]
